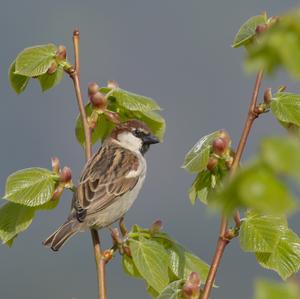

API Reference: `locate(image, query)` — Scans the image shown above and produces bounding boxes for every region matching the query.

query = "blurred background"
[0,1,299,298]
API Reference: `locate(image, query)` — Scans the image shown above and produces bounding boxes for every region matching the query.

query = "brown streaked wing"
[74,142,140,214]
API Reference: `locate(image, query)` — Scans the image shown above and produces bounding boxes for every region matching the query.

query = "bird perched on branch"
[43,119,159,251]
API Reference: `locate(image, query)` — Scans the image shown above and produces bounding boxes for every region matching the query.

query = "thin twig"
[201,69,264,299]
[66,30,107,299]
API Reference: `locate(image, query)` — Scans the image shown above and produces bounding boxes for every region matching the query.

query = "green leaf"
[271,93,300,127]
[108,88,161,112]
[188,171,214,205]
[4,168,58,207]
[157,280,184,299]
[261,136,300,184]
[239,212,287,253]
[129,238,170,293]
[256,229,300,279]
[75,104,115,146]
[253,279,300,299]
[232,14,267,48]
[9,61,30,94]
[0,202,35,243]
[182,131,220,173]
[147,285,160,298]
[38,64,64,92]
[15,44,57,77]
[122,254,142,278]
[156,234,210,284]
[212,161,296,215]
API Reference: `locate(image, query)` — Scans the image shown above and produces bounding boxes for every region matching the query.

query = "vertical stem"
[68,29,107,299]
[201,70,264,299]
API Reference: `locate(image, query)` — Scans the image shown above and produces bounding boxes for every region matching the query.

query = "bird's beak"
[142,134,160,145]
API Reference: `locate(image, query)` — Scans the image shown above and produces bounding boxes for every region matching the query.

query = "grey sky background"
[0,1,299,298]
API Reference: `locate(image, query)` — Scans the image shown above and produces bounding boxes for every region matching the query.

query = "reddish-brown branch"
[67,30,107,299]
[201,70,264,299]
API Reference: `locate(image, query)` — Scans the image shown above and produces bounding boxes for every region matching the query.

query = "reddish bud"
[47,61,57,74]
[102,249,113,263]
[263,88,272,104]
[51,157,61,173]
[56,45,67,60]
[104,110,121,124]
[207,157,218,172]
[123,246,132,257]
[90,92,107,110]
[150,219,163,234]
[212,137,228,156]
[255,23,268,34]
[219,129,230,145]
[182,272,201,298]
[52,185,64,200]
[60,167,72,183]
[107,80,119,89]
[88,82,100,96]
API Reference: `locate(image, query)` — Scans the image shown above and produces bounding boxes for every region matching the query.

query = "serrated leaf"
[129,238,170,293]
[253,279,300,299]
[38,64,64,92]
[15,44,57,77]
[256,229,300,279]
[155,234,210,284]
[0,202,35,243]
[122,254,142,278]
[9,61,30,94]
[232,14,267,48]
[271,93,300,127]
[157,280,184,299]
[182,131,220,173]
[261,136,300,184]
[108,88,161,112]
[4,168,58,207]
[239,212,287,253]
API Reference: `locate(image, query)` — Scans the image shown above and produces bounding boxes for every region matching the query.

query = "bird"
[43,119,159,251]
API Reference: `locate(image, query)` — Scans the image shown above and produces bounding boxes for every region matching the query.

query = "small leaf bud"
[255,23,268,34]
[60,167,72,183]
[277,85,286,93]
[263,88,272,104]
[102,249,114,263]
[182,272,201,299]
[51,157,61,173]
[52,185,64,200]
[88,82,100,96]
[47,61,57,74]
[56,45,67,60]
[207,157,218,172]
[150,219,163,234]
[212,137,228,156]
[107,80,119,89]
[123,246,132,257]
[218,129,231,145]
[89,92,107,110]
[104,110,121,124]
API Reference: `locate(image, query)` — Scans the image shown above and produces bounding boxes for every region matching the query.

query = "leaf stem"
[66,29,107,299]
[201,69,264,299]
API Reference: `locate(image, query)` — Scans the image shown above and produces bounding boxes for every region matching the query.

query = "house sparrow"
[43,119,159,251]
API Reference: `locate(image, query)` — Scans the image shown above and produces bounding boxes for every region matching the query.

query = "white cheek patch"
[117,132,142,152]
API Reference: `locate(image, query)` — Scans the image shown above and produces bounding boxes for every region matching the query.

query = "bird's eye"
[133,129,143,138]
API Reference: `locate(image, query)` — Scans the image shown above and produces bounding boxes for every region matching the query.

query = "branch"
[201,69,264,299]
[66,30,107,299]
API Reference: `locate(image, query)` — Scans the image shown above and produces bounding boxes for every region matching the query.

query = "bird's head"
[111,119,159,154]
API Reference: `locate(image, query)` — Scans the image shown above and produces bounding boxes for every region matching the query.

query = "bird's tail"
[43,219,79,251]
